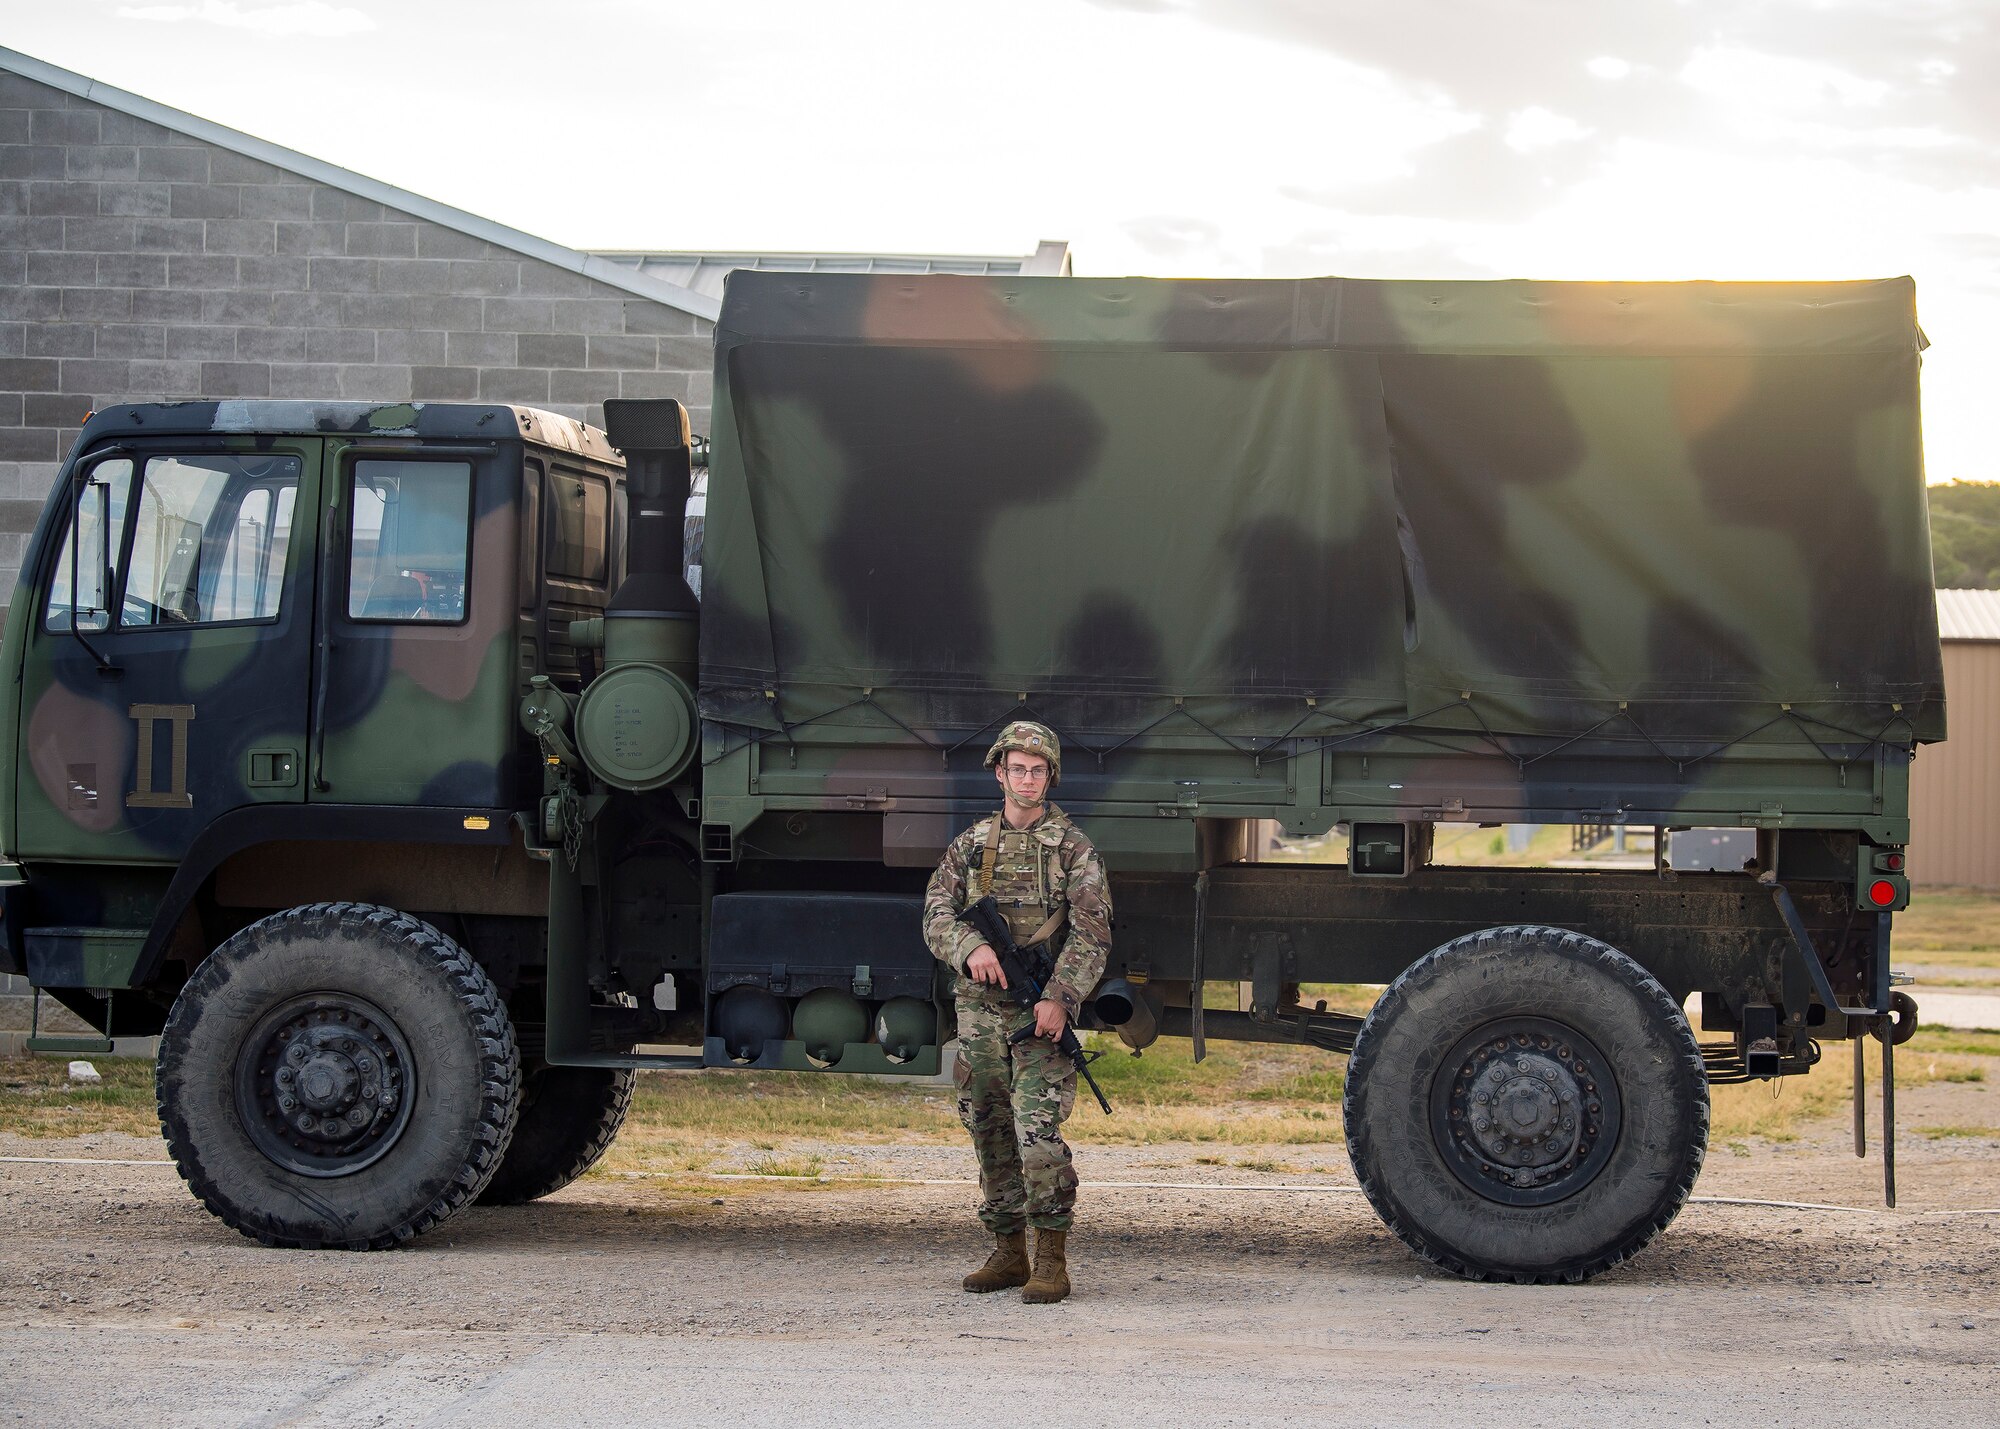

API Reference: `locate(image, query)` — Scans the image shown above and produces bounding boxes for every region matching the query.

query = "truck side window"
[43,456,134,633]
[348,460,472,623]
[546,469,609,585]
[119,454,301,627]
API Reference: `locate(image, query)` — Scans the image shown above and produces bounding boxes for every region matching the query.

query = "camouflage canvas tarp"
[702,272,1943,744]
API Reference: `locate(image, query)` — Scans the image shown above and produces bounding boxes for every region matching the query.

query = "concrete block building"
[0,45,1067,619]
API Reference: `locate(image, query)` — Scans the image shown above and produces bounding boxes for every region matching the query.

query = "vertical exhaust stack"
[559,399,702,794]
[602,398,700,621]
[598,397,699,683]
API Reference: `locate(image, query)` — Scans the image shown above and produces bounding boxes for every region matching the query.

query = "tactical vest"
[975,812,1067,952]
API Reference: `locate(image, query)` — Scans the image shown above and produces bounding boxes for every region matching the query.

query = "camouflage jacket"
[922,803,1112,1021]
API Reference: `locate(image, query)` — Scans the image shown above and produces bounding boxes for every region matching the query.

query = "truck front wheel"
[477,1063,635,1205]
[1343,925,1707,1283]
[157,902,521,1249]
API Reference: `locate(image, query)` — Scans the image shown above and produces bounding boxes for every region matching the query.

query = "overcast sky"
[11,0,1998,481]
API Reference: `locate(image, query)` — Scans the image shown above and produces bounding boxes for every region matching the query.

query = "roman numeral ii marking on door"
[127,703,196,809]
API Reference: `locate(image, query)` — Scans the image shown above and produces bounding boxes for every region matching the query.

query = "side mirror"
[61,452,126,675]
[66,469,114,631]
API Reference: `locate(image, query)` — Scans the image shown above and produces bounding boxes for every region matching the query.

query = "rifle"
[957,894,1113,1115]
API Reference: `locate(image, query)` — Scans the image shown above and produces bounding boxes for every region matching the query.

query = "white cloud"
[1585,55,1632,81]
[1680,45,1889,111]
[1504,105,1592,152]
[114,1,376,37]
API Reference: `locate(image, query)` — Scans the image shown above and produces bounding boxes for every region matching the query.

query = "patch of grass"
[624,1070,958,1142]
[1894,889,2000,970]
[1918,1125,1999,1141]
[607,1038,1358,1154]
[1708,1046,1990,1143]
[591,1140,715,1178]
[743,1152,825,1177]
[0,1054,157,1138]
[1070,1106,1344,1145]
[1245,1067,1347,1103]
[1909,1028,2000,1058]
[1710,1074,1848,1143]
[1914,1059,1984,1083]
[1295,983,1382,1017]
[1080,1035,1332,1107]
[1069,1038,1349,1144]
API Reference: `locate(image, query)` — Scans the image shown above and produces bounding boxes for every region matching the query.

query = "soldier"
[923,721,1111,1305]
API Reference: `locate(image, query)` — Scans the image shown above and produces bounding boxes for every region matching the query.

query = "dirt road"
[3,1074,1997,1429]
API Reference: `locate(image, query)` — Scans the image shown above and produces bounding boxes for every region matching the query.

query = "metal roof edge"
[590,243,1073,270]
[1935,588,2000,642]
[0,45,721,324]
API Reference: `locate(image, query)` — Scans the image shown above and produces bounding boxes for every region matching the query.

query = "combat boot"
[962,1230,1030,1292]
[1021,1228,1070,1303]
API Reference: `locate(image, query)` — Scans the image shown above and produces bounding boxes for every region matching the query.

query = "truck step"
[25,984,117,1056]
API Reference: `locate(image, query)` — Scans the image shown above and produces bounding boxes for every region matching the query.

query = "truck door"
[309,439,522,809]
[16,438,323,863]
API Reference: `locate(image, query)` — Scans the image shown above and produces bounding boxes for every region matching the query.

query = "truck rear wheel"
[1343,925,1707,1283]
[477,1064,635,1205]
[157,902,520,1249]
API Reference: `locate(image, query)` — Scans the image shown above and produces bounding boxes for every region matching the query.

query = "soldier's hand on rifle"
[1034,998,1066,1040]
[966,945,1008,988]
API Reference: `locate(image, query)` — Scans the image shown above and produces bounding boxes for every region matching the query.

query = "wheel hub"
[1431,1017,1621,1206]
[234,994,417,1178]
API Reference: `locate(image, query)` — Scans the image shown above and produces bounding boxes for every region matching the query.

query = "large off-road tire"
[476,1064,635,1205]
[1343,925,1707,1284]
[157,902,520,1250]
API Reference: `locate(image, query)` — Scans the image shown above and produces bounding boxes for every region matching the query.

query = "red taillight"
[1868,880,1898,907]
[1884,853,1904,872]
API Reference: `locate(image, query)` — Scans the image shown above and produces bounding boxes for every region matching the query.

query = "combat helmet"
[985,720,1061,784]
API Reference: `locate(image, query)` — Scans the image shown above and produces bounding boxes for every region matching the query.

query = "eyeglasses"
[1000,764,1050,782]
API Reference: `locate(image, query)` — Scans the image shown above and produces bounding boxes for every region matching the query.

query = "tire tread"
[1344,924,1709,1285]
[477,1065,635,1206]
[157,902,520,1251]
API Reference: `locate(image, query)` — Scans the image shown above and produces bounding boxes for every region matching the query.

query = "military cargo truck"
[0,273,1942,1283]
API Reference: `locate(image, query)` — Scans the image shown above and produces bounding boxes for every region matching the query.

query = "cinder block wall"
[0,69,714,610]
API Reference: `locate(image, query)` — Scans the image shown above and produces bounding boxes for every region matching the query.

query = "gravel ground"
[2,1068,1997,1427]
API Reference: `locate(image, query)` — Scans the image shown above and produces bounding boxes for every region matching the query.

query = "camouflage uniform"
[923,797,1111,1233]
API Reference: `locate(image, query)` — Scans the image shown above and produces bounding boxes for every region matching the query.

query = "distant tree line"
[1929,482,2000,589]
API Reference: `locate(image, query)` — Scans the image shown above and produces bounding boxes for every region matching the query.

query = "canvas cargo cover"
[702,272,1944,746]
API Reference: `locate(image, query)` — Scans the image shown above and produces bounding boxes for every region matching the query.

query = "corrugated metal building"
[1910,589,2000,888]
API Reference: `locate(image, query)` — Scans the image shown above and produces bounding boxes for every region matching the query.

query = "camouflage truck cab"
[0,273,1946,1282]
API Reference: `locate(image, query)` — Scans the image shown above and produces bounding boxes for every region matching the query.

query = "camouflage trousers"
[953,995,1079,1234]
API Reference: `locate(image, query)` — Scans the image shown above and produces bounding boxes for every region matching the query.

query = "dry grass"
[1910,1028,2000,1058]
[1709,1041,1988,1143]
[3,1012,1992,1161]
[601,1036,1354,1157]
[743,1152,826,1177]
[1895,888,2000,970]
[0,1055,156,1138]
